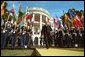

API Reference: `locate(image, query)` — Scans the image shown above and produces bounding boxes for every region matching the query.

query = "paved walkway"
[36,48,84,56]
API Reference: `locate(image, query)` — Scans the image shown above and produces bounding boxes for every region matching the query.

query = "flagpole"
[13,1,17,29]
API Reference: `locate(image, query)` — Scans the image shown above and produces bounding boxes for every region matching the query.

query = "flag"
[68,9,76,19]
[57,17,62,29]
[17,4,24,24]
[64,14,68,25]
[72,15,83,28]
[72,18,78,27]
[75,15,83,27]
[26,12,33,20]
[61,15,66,29]
[53,17,57,28]
[10,8,14,14]
[67,18,72,27]
[1,1,5,17]
[81,13,84,25]
[18,19,24,28]
[9,4,17,22]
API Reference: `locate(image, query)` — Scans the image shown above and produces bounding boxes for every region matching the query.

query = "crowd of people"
[40,24,84,49]
[1,20,84,49]
[1,20,33,48]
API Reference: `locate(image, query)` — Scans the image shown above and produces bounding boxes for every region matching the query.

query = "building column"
[32,13,35,46]
[39,14,42,45]
[40,14,42,32]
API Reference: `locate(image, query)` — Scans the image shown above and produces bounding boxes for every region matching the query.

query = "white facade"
[26,7,51,45]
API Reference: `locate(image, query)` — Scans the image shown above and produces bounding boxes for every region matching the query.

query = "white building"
[26,7,51,45]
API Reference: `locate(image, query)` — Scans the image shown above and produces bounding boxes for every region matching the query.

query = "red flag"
[73,18,77,27]
[75,15,82,27]
[26,13,33,20]
[73,15,82,28]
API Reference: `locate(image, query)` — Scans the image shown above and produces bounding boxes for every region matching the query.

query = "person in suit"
[41,23,52,49]
[58,29,63,47]
[1,26,4,48]
[47,24,52,47]
[69,27,74,47]
[18,28,24,48]
[23,28,29,48]
[79,27,84,47]
[9,25,16,48]
[16,29,22,48]
[54,30,58,47]
[63,29,67,47]
[71,28,77,47]
[1,28,8,48]
[41,24,48,48]
[28,29,33,48]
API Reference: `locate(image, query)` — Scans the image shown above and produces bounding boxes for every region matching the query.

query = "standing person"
[9,25,16,48]
[17,28,22,48]
[54,30,58,47]
[23,28,29,48]
[76,29,81,47]
[26,29,30,48]
[42,23,52,49]
[72,27,77,47]
[41,24,47,48]
[63,29,71,48]
[46,24,52,47]
[80,27,84,47]
[19,28,24,48]
[5,21,13,48]
[69,27,74,47]
[63,29,67,47]
[68,32,73,48]
[1,28,8,48]
[58,29,63,47]
[1,26,4,48]
[67,30,72,48]
[28,29,33,48]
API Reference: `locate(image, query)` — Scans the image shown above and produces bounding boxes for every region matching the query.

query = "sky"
[7,1,84,18]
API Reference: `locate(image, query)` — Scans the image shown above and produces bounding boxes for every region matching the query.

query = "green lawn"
[1,49,34,56]
[1,48,84,56]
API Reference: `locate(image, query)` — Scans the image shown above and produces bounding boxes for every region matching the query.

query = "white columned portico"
[27,7,51,46]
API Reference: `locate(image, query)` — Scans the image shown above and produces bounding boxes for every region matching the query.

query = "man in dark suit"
[58,29,63,47]
[9,26,16,48]
[23,28,29,48]
[1,28,7,48]
[71,28,77,47]
[41,23,52,49]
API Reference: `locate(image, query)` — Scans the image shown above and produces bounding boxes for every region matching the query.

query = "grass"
[1,49,34,56]
[1,48,84,56]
